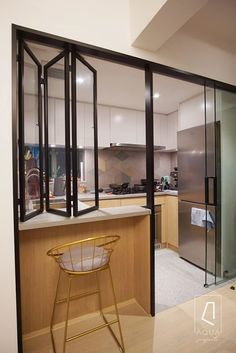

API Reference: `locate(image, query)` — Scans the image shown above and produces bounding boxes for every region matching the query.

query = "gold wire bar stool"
[47,235,125,353]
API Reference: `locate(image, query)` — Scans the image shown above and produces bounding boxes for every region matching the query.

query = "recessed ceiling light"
[153,92,160,99]
[76,77,84,84]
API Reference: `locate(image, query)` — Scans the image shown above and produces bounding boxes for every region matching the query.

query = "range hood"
[108,143,166,151]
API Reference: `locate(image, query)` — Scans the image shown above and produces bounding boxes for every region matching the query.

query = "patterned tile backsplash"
[84,149,177,190]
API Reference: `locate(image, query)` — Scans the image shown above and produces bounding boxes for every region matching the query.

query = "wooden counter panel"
[134,216,150,313]
[166,196,179,248]
[20,216,150,334]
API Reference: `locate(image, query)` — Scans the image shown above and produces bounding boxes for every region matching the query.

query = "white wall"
[1,1,236,352]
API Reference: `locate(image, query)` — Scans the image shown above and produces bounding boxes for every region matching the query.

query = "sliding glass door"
[216,88,236,282]
[205,86,236,285]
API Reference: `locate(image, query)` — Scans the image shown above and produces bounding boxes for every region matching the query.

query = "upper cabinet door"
[110,107,137,144]
[77,102,85,147]
[136,110,145,145]
[48,98,55,146]
[98,105,110,147]
[84,103,94,147]
[54,98,65,146]
[24,94,37,144]
[167,111,178,151]
[154,113,168,148]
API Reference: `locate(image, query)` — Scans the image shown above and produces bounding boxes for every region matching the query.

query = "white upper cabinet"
[154,113,168,148]
[24,94,38,145]
[178,94,204,131]
[48,98,55,146]
[160,115,168,147]
[46,98,179,150]
[110,107,137,144]
[55,98,65,147]
[84,103,95,147]
[76,102,85,147]
[97,105,110,147]
[136,110,145,145]
[167,111,178,151]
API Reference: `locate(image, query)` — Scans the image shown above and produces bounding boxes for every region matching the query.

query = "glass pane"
[86,57,146,204]
[216,89,236,282]
[47,57,68,211]
[23,51,41,216]
[76,59,95,211]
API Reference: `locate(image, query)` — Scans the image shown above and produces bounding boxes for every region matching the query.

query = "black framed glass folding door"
[44,49,71,216]
[18,40,43,221]
[71,50,98,216]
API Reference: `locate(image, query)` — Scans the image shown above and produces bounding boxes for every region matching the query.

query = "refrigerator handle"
[205,176,217,205]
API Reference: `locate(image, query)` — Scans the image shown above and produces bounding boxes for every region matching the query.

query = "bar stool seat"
[47,235,125,353]
[60,246,109,272]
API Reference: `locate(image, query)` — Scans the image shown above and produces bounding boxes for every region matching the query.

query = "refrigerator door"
[178,126,205,204]
[179,200,216,274]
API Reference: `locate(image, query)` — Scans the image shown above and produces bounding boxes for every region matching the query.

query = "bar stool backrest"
[47,235,120,274]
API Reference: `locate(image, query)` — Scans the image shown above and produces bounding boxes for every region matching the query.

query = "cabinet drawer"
[120,197,146,206]
[99,199,121,208]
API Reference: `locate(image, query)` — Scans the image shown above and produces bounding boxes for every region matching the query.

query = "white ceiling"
[180,0,236,55]
[26,42,203,115]
[131,0,236,56]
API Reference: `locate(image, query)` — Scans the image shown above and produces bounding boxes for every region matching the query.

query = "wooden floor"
[23,282,236,353]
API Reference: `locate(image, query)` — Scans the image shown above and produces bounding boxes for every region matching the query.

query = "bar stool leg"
[96,272,103,314]
[96,269,125,352]
[108,266,125,352]
[62,275,72,353]
[50,269,62,353]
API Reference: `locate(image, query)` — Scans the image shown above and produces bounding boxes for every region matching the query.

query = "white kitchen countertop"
[19,205,151,231]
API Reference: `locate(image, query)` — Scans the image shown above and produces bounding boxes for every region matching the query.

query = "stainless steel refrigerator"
[178,125,218,274]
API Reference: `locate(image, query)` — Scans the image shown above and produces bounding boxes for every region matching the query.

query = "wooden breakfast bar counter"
[19,206,151,339]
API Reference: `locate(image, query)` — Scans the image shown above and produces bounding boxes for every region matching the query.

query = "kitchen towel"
[191,207,215,230]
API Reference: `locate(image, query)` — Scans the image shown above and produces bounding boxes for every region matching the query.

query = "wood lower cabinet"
[120,197,146,206]
[166,196,179,249]
[84,195,179,250]
[83,199,121,208]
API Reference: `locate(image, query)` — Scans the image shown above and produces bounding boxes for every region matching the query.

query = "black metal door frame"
[12,25,236,353]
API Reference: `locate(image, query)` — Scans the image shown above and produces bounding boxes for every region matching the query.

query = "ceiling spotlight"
[153,92,160,99]
[76,77,84,84]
